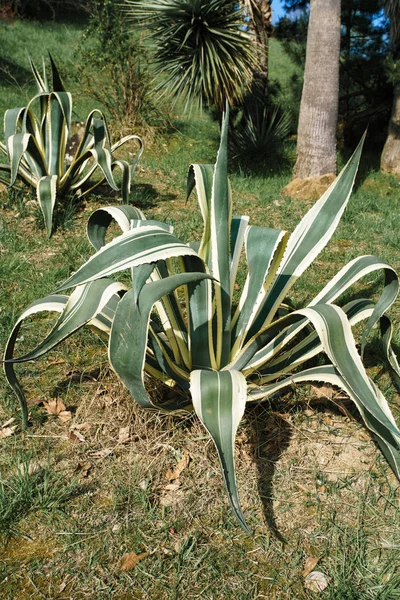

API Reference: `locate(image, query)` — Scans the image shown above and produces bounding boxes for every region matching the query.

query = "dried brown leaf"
[165,452,190,481]
[0,425,17,438]
[302,556,320,578]
[58,410,72,423]
[118,426,130,444]
[311,385,334,399]
[75,462,92,478]
[44,398,66,415]
[304,571,329,592]
[89,447,113,459]
[2,418,15,428]
[68,430,85,444]
[72,423,91,431]
[26,397,44,407]
[119,551,149,571]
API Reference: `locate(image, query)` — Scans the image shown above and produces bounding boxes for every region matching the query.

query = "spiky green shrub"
[5,110,400,532]
[124,0,257,112]
[0,56,143,237]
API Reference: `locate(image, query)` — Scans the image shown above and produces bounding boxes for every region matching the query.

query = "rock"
[281,173,336,201]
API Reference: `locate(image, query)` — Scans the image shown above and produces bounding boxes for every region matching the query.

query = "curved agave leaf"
[190,369,250,533]
[247,132,366,339]
[87,205,146,251]
[210,109,231,367]
[109,272,210,412]
[186,163,214,262]
[55,225,199,292]
[9,279,126,363]
[37,175,57,238]
[231,225,288,357]
[380,315,400,390]
[253,298,376,381]
[248,364,400,480]
[310,255,399,354]
[3,294,69,428]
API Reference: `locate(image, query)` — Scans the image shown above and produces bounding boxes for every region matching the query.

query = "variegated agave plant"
[0,56,143,237]
[5,110,400,533]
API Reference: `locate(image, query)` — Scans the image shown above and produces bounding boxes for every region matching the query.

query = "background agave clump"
[0,56,143,236]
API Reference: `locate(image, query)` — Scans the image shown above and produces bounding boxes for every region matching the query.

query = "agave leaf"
[231,226,288,357]
[109,272,210,411]
[87,205,146,251]
[3,294,69,428]
[55,226,199,292]
[310,255,399,354]
[190,369,250,533]
[37,175,57,237]
[248,364,400,480]
[247,132,366,339]
[210,108,231,367]
[9,279,126,363]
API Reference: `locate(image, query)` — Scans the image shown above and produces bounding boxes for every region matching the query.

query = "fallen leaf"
[26,397,44,407]
[0,425,17,439]
[44,398,66,415]
[68,430,85,444]
[72,422,91,431]
[165,452,190,481]
[304,571,329,592]
[75,462,92,478]
[302,556,320,578]
[164,483,181,491]
[294,482,310,494]
[119,551,149,571]
[47,359,66,367]
[311,385,333,399]
[58,410,72,423]
[159,489,184,507]
[2,417,15,428]
[89,447,113,459]
[118,426,130,444]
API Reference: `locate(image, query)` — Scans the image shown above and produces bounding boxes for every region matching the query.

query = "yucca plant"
[0,56,143,237]
[124,0,257,112]
[4,109,400,533]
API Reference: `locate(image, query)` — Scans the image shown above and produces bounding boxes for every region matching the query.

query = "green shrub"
[5,109,400,532]
[75,0,164,136]
[0,56,143,237]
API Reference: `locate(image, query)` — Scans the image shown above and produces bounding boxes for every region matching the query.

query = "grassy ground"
[0,17,400,600]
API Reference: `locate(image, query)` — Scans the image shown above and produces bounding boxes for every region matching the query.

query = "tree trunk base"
[281,173,336,201]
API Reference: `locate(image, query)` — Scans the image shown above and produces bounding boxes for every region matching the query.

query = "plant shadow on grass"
[130,183,178,210]
[0,58,31,88]
[244,402,292,542]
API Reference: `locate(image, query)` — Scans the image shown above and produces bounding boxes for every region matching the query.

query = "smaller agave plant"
[0,55,143,237]
[4,109,400,533]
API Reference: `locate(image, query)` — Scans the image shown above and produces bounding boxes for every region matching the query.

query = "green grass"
[0,15,399,600]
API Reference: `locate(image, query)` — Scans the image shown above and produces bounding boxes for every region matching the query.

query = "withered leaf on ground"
[311,385,334,399]
[44,398,66,415]
[119,551,149,571]
[68,430,85,444]
[75,462,92,478]
[304,571,329,592]
[26,397,44,407]
[0,425,17,439]
[118,426,130,444]
[165,452,190,481]
[58,410,72,423]
[89,447,113,459]
[302,556,320,578]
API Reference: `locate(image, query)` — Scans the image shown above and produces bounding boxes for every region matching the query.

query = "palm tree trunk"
[381,0,400,173]
[293,0,341,178]
[381,83,400,173]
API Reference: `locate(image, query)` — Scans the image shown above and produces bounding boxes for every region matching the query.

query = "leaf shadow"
[244,402,292,542]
